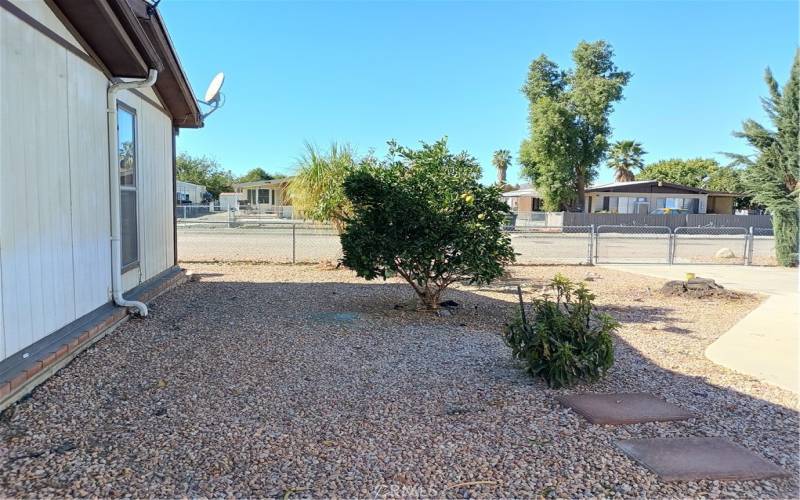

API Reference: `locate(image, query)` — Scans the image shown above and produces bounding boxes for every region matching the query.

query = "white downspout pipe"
[107,69,158,316]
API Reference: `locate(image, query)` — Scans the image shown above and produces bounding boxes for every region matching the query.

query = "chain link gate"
[594,225,673,264]
[508,226,592,265]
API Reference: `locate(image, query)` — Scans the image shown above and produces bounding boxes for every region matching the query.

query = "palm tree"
[286,142,356,229]
[492,149,512,184]
[607,140,646,182]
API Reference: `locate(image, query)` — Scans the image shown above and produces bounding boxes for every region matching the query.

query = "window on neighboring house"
[118,104,138,272]
[606,196,649,214]
[656,197,700,213]
[258,188,270,204]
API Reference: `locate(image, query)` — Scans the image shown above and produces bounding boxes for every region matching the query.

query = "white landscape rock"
[715,247,736,259]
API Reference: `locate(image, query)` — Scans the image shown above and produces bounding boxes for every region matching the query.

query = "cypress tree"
[729,50,799,266]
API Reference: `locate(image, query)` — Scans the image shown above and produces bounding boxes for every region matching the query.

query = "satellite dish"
[203,72,225,104]
[198,72,226,120]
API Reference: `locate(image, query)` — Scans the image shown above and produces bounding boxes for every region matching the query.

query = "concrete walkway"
[601,264,799,394]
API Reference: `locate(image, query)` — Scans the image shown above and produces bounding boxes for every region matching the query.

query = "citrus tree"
[340,139,515,310]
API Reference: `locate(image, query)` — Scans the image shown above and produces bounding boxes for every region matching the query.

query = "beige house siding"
[517,196,533,212]
[0,1,178,360]
[707,196,735,214]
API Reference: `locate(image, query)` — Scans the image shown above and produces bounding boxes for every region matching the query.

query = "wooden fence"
[562,213,772,230]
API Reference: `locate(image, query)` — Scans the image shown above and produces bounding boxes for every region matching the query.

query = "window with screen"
[118,104,138,271]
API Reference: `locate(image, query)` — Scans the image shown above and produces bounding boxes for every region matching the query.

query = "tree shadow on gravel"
[0,272,797,498]
[598,304,695,335]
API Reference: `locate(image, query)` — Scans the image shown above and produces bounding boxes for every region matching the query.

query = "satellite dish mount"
[198,72,225,120]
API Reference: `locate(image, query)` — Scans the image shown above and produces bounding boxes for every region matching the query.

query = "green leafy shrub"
[340,139,515,310]
[503,274,617,388]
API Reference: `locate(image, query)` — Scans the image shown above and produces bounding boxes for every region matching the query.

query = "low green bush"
[503,274,618,388]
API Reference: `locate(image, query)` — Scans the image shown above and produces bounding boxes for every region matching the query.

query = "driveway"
[601,264,799,393]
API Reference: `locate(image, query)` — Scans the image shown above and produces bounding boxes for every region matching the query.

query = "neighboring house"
[1,0,203,405]
[233,177,293,216]
[502,179,738,215]
[219,192,246,211]
[584,180,738,215]
[176,180,207,204]
[501,183,544,212]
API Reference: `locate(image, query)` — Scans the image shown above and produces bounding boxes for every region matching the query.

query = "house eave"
[49,0,202,128]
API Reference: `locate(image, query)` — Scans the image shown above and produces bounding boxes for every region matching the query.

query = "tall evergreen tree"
[519,41,631,211]
[728,50,799,266]
[607,140,646,182]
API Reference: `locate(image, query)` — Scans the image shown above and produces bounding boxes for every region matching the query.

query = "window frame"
[117,101,140,274]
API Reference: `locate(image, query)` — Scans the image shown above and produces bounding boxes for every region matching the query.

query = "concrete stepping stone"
[556,393,694,424]
[615,437,789,482]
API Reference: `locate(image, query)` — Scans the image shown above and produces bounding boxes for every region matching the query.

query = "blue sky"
[162,0,798,185]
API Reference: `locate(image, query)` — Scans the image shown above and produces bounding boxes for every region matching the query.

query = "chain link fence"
[595,225,672,264]
[508,226,591,264]
[176,218,779,266]
[750,227,777,266]
[175,204,212,220]
[673,227,748,265]
[177,216,340,263]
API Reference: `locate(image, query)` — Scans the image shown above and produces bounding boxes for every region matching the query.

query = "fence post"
[594,225,600,264]
[292,224,296,264]
[588,225,595,265]
[227,208,233,228]
[746,226,753,266]
[668,228,674,265]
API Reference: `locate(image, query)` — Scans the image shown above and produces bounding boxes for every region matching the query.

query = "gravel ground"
[1,264,797,498]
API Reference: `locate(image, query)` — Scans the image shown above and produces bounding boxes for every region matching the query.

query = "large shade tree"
[607,140,646,182]
[637,158,743,192]
[728,51,799,266]
[519,41,631,211]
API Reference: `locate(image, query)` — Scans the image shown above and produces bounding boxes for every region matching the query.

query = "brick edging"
[0,267,188,411]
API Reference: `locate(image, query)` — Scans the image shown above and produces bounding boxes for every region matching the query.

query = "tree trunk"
[417,287,442,310]
[575,176,586,212]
